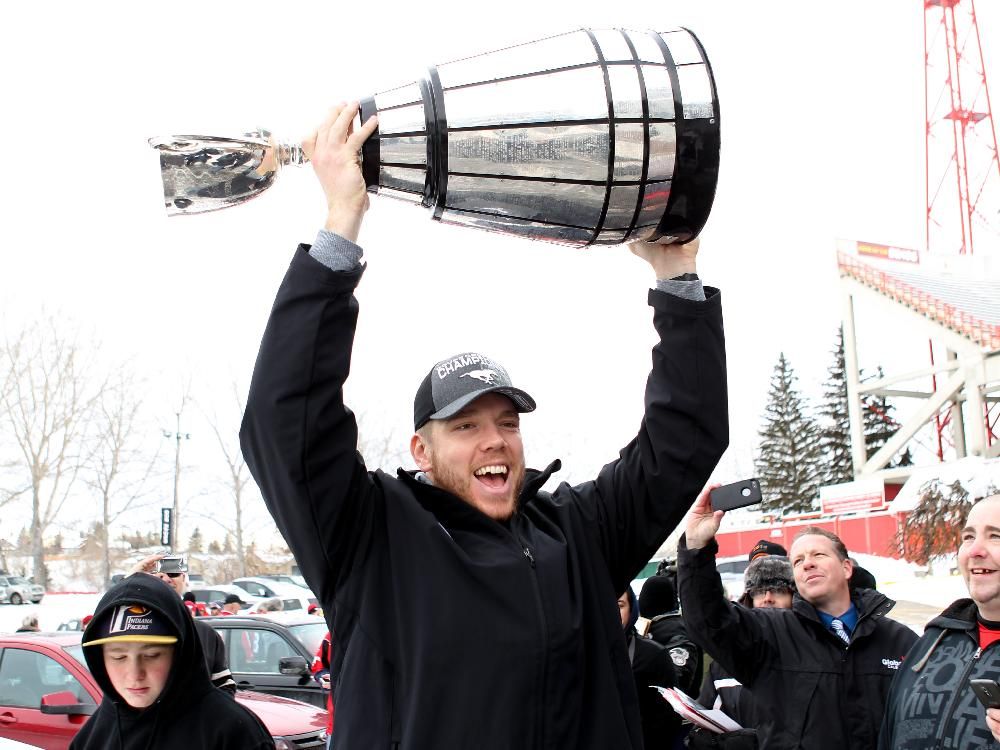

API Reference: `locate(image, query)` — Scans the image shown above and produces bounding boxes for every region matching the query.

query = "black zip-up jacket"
[70,574,273,750]
[677,537,918,750]
[879,598,1000,750]
[240,247,729,749]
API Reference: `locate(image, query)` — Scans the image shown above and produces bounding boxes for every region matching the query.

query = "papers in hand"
[653,686,743,733]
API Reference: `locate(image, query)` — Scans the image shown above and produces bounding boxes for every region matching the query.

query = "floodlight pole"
[163,412,190,551]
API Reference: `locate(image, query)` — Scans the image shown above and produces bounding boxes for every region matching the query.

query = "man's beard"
[431,462,526,522]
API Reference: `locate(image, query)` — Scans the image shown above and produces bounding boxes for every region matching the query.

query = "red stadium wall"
[715,511,906,559]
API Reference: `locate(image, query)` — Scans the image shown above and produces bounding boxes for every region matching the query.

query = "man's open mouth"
[971,567,997,576]
[474,464,509,489]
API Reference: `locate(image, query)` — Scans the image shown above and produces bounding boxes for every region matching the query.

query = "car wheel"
[9,592,22,605]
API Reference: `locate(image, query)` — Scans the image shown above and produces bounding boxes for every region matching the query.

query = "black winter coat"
[69,574,273,750]
[678,538,918,750]
[647,612,704,697]
[240,246,729,749]
[879,598,1000,749]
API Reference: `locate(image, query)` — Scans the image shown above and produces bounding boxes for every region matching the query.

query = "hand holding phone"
[971,678,1000,709]
[710,478,763,512]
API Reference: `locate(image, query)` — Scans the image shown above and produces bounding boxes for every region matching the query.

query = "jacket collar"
[926,598,978,631]
[792,587,895,627]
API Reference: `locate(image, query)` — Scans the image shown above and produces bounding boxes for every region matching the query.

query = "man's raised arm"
[567,236,729,593]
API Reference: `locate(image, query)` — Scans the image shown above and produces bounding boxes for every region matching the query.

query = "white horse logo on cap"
[461,369,498,384]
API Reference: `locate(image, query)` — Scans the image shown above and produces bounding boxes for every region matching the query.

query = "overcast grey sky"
[2,0,998,545]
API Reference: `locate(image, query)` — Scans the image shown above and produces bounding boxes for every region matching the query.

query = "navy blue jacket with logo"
[879,598,1000,750]
[677,537,918,750]
[239,246,729,749]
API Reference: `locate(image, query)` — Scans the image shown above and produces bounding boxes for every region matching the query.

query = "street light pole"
[163,412,190,552]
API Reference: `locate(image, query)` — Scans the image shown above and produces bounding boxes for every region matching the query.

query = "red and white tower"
[924,0,1000,257]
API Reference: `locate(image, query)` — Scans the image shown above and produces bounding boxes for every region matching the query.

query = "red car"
[0,633,327,749]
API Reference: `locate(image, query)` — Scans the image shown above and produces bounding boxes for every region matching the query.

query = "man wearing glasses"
[133,553,236,695]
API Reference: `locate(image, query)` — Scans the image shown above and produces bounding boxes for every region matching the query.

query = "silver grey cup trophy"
[149,27,720,247]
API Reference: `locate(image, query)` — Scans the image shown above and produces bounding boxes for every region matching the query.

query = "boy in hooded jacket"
[69,573,274,750]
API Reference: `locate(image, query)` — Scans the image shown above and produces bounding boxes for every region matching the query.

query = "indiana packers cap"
[413,352,536,431]
[83,603,179,647]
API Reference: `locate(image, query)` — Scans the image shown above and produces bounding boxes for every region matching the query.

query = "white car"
[188,584,263,611]
[0,738,44,749]
[231,578,318,614]
[715,556,750,600]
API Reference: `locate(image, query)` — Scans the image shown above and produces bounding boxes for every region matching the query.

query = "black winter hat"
[849,561,877,591]
[638,574,678,617]
[748,539,787,562]
[743,556,795,595]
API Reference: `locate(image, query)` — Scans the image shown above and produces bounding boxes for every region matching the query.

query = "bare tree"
[87,369,161,587]
[0,317,104,588]
[203,382,254,578]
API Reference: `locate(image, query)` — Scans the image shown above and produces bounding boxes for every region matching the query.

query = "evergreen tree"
[207,539,222,555]
[755,353,824,514]
[862,367,912,467]
[817,327,854,486]
[188,527,204,553]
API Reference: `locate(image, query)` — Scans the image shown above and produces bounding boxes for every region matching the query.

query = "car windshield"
[288,622,327,655]
[8,576,28,585]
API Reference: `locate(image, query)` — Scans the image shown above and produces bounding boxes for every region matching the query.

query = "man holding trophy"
[240,101,728,748]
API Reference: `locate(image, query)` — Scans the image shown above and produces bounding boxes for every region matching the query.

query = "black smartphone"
[970,678,1000,709]
[710,478,763,512]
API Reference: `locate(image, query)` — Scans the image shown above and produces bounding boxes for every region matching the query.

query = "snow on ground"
[855,552,968,611]
[0,593,102,635]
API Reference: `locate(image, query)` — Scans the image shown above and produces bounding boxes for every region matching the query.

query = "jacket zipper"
[519,538,547,749]
[932,635,998,749]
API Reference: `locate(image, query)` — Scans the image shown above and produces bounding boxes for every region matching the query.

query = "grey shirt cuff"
[308,229,363,271]
[655,277,706,302]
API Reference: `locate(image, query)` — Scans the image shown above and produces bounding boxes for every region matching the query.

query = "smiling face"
[959,495,1000,620]
[789,534,853,615]
[410,392,526,522]
[103,642,174,710]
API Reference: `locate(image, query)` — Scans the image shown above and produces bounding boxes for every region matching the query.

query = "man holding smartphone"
[677,485,916,749]
[879,492,1000,749]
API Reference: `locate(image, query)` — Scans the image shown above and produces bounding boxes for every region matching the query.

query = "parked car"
[188,584,262,611]
[231,578,318,613]
[257,574,309,589]
[0,632,327,749]
[716,556,751,599]
[0,576,43,606]
[202,614,328,709]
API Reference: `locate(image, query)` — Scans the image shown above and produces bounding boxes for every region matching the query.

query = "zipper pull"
[974,647,983,660]
[523,546,535,568]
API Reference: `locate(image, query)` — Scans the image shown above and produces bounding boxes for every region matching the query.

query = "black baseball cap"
[83,603,178,647]
[413,352,536,431]
[223,593,246,606]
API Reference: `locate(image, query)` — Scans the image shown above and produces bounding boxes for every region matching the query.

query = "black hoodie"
[69,573,274,750]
